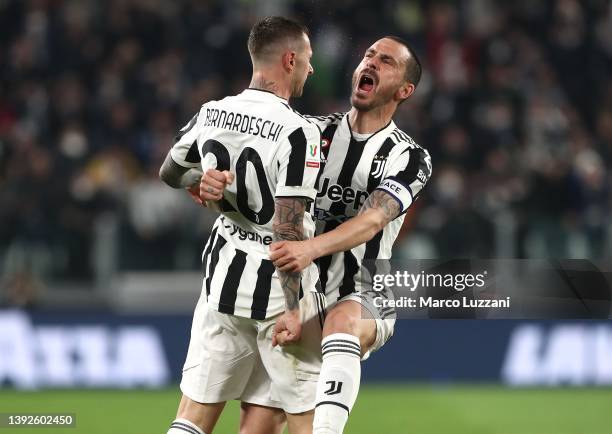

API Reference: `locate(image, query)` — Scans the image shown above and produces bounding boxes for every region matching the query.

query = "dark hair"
[383,35,422,87]
[248,16,309,61]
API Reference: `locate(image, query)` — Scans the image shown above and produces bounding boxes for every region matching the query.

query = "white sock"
[313,333,361,434]
[167,418,205,434]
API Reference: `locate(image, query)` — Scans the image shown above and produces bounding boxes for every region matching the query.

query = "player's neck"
[348,105,395,134]
[249,71,291,101]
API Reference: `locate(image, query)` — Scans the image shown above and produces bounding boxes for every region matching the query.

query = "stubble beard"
[291,76,305,98]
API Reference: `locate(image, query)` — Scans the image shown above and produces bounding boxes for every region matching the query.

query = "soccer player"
[201,36,432,434]
[160,17,325,434]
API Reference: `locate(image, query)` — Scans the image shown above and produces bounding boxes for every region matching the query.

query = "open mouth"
[358,73,376,93]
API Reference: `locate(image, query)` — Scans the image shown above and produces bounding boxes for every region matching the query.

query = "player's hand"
[200,169,234,201]
[272,309,301,347]
[185,183,203,205]
[270,240,316,273]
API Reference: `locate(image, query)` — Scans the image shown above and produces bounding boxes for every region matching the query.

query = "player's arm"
[159,152,203,189]
[271,147,432,272]
[160,112,202,189]
[270,190,400,272]
[270,196,310,347]
[270,124,321,346]
[159,148,209,207]
[272,197,306,346]
[273,197,307,311]
[159,110,223,207]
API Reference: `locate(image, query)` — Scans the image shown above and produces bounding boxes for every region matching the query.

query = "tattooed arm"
[270,190,401,273]
[272,197,307,311]
[271,197,307,346]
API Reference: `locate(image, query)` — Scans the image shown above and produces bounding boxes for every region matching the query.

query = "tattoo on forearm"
[278,268,301,311]
[273,198,305,242]
[358,189,401,223]
[273,197,306,311]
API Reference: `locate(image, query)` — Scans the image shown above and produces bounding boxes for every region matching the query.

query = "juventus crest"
[370,156,387,178]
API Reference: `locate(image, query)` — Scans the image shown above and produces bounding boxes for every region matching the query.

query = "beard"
[291,85,303,97]
[350,86,396,111]
[291,76,306,98]
[351,94,376,111]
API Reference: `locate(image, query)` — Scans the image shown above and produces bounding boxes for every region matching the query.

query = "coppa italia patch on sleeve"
[306,142,320,168]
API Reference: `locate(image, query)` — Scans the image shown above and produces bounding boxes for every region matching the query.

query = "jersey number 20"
[202,139,274,225]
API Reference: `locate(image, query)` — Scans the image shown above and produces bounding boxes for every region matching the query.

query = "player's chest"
[315,135,390,216]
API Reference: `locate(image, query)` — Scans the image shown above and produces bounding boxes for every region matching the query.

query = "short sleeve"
[170,111,202,168]
[375,146,432,214]
[274,124,321,201]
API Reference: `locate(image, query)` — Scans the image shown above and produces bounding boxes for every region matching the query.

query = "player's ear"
[282,51,296,72]
[396,82,415,102]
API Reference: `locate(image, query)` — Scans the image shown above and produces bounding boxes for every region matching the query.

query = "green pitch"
[0,385,610,434]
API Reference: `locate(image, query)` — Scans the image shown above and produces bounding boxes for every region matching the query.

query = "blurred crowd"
[1,0,612,296]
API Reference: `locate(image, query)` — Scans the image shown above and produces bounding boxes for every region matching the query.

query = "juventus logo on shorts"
[324,380,344,395]
[370,157,387,178]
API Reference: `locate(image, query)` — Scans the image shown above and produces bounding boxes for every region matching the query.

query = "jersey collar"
[343,113,396,144]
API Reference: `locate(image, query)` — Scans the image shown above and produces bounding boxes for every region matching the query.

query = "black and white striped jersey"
[306,112,432,303]
[170,89,322,319]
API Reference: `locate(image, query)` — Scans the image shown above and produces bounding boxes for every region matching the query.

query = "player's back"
[193,89,322,319]
[199,90,305,232]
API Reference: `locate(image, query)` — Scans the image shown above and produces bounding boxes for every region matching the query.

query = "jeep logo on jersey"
[370,156,387,178]
[316,178,369,211]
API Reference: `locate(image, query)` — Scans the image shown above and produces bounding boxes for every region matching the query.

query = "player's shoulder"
[387,126,429,156]
[201,94,235,110]
[303,112,345,129]
[276,103,323,137]
[388,126,420,149]
[191,99,217,120]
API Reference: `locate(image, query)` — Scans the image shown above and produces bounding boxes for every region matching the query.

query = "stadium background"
[1,0,611,433]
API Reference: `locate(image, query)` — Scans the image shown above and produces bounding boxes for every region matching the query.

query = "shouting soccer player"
[160,17,325,434]
[202,36,432,434]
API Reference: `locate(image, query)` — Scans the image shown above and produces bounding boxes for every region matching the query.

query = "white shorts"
[338,291,396,361]
[180,291,326,414]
